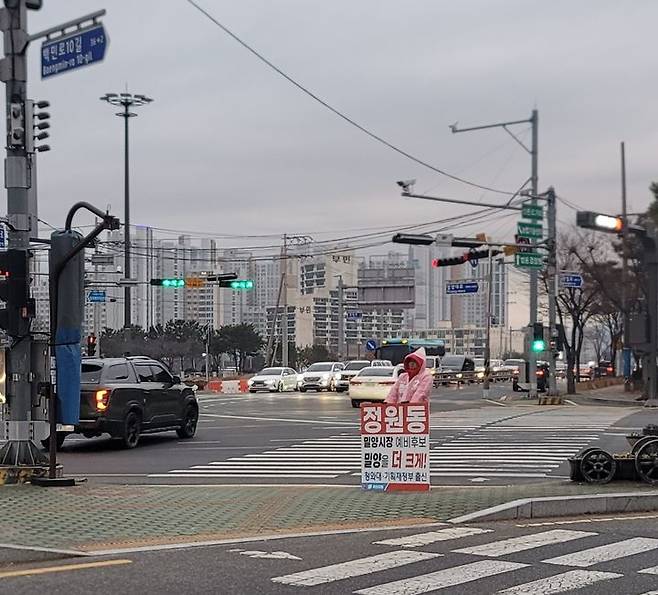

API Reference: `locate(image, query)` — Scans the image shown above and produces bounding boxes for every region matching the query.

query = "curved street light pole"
[100,92,153,328]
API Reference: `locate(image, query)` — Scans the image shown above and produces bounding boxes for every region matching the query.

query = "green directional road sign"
[515,252,544,269]
[517,221,543,238]
[522,202,543,220]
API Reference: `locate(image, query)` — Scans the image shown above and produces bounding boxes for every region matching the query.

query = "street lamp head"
[100,92,154,109]
[396,179,416,192]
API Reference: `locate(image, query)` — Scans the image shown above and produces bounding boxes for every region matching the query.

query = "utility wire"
[184,0,516,196]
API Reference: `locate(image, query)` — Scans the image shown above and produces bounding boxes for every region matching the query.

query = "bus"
[376,338,446,366]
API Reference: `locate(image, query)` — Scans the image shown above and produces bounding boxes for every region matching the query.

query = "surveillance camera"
[396,179,416,191]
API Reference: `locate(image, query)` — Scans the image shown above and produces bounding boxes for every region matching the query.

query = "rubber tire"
[299,387,307,393]
[176,405,198,439]
[249,389,256,393]
[351,399,360,408]
[41,432,67,451]
[121,411,141,449]
[336,387,347,393]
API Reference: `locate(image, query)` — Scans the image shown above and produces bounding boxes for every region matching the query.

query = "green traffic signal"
[531,339,546,352]
[229,280,254,290]
[162,278,185,288]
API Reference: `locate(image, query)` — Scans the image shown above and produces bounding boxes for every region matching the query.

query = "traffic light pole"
[0,1,46,471]
[483,247,494,400]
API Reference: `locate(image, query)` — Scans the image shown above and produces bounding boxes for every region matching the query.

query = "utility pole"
[451,110,539,396]
[337,274,345,359]
[281,234,288,367]
[621,141,631,389]
[483,247,494,400]
[0,0,45,469]
[546,187,558,396]
[99,92,153,328]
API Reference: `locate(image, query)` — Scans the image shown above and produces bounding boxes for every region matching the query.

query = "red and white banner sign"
[360,403,430,492]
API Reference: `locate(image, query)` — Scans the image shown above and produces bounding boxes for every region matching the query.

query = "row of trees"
[101,321,263,373]
[100,321,339,373]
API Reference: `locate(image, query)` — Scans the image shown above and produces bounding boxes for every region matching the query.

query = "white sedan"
[248,367,298,393]
[348,366,401,408]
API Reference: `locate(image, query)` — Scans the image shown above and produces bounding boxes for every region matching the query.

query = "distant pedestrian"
[385,347,432,404]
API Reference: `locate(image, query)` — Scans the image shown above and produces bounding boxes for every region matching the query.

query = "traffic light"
[531,322,546,352]
[431,248,501,268]
[576,211,623,233]
[391,233,434,245]
[8,102,24,148]
[150,278,185,287]
[221,279,254,290]
[0,250,30,336]
[87,334,97,356]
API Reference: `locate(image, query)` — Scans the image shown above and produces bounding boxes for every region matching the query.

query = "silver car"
[300,362,344,392]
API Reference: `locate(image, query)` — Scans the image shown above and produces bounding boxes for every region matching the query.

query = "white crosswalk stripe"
[543,537,658,567]
[271,551,440,586]
[354,560,528,594]
[496,569,623,594]
[453,529,596,557]
[374,527,492,548]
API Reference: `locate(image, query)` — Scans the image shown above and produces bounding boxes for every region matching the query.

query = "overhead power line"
[184,0,516,196]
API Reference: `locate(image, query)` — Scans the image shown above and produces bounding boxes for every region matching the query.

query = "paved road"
[4,513,658,593]
[56,383,643,487]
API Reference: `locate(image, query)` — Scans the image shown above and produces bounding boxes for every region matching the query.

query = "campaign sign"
[360,403,430,492]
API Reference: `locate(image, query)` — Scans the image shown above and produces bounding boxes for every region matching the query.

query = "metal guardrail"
[433,369,514,386]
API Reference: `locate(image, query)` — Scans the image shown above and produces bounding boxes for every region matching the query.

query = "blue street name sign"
[41,24,109,79]
[346,310,363,320]
[0,225,6,252]
[559,273,583,289]
[446,282,479,295]
[87,290,106,303]
[365,339,377,352]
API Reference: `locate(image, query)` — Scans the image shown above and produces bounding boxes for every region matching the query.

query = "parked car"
[576,361,596,381]
[46,357,199,450]
[349,366,401,408]
[248,367,299,393]
[299,362,344,392]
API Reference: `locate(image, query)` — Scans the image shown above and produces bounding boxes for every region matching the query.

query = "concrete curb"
[448,490,658,524]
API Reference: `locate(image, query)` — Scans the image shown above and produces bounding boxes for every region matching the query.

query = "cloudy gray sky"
[25,0,657,248]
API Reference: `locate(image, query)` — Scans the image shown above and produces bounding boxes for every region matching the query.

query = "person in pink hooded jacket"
[385,347,432,404]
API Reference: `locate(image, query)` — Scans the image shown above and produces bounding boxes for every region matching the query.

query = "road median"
[1,480,656,554]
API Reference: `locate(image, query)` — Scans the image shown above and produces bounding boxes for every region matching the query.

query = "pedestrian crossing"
[150,408,631,480]
[270,524,658,593]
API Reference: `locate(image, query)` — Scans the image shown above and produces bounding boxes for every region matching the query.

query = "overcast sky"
[23,0,656,244]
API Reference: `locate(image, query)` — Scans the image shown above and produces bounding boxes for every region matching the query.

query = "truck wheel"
[177,405,198,439]
[121,411,141,449]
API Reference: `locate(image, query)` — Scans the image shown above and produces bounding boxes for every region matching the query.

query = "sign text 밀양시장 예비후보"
[361,403,430,492]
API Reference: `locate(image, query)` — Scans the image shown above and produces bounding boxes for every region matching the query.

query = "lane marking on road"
[543,537,658,567]
[147,471,338,485]
[374,527,492,548]
[271,551,441,587]
[201,413,357,426]
[497,569,622,594]
[516,513,658,527]
[639,565,658,574]
[0,559,132,579]
[228,548,302,560]
[454,530,596,557]
[354,560,528,594]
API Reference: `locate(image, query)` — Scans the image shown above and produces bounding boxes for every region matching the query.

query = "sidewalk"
[2,481,657,554]
[568,384,645,407]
